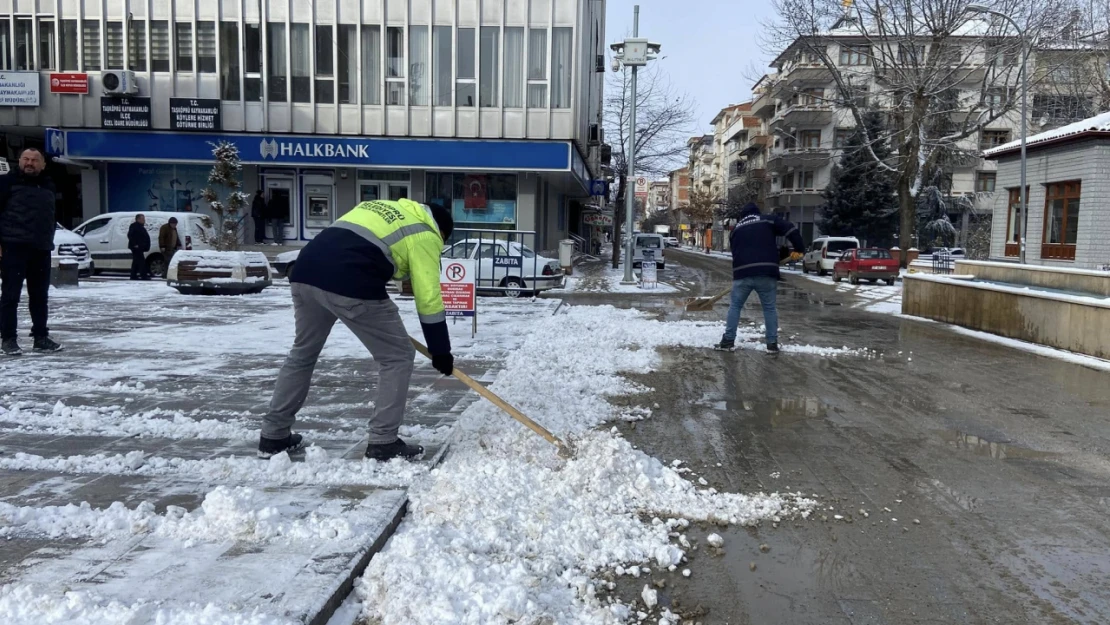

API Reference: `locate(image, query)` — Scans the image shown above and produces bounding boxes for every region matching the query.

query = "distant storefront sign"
[0,72,40,106]
[49,73,88,94]
[101,97,152,129]
[583,213,613,226]
[170,98,222,131]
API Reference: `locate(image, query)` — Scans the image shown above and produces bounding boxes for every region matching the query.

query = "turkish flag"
[464,175,488,210]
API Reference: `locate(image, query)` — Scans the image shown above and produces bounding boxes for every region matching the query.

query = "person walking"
[250,189,267,244]
[258,198,456,462]
[715,203,805,353]
[128,214,152,280]
[0,148,63,355]
[158,217,183,276]
[266,191,287,245]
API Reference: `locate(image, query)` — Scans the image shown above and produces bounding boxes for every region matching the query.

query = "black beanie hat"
[427,201,454,240]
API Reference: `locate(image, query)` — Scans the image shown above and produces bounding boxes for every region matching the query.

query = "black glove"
[432,353,455,376]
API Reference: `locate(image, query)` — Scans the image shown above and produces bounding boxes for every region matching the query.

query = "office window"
[267,23,287,102]
[504,27,524,108]
[150,21,170,71]
[0,22,10,70]
[457,28,476,107]
[107,21,124,69]
[36,18,56,70]
[128,20,146,71]
[975,171,996,193]
[480,27,498,107]
[220,22,241,100]
[834,128,853,148]
[1005,187,1028,249]
[59,20,78,71]
[175,23,192,71]
[1044,181,1081,246]
[838,43,869,66]
[197,22,216,73]
[800,129,822,148]
[433,26,452,106]
[800,171,814,188]
[781,172,795,189]
[899,44,927,65]
[386,26,405,105]
[362,26,381,105]
[290,24,310,102]
[244,24,262,101]
[338,25,356,104]
[315,25,334,104]
[15,18,32,70]
[551,27,572,108]
[409,26,428,105]
[81,21,100,71]
[527,28,547,108]
[980,129,1010,151]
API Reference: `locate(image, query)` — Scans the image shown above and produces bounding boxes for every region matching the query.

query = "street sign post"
[440,258,477,337]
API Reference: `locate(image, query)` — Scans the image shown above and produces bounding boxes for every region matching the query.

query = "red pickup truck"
[833,248,898,285]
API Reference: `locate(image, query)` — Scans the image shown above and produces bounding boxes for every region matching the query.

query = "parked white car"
[53,223,93,275]
[631,233,666,269]
[442,238,564,297]
[74,212,214,277]
[802,236,860,276]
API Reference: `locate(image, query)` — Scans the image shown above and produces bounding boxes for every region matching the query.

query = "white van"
[802,236,859,276]
[54,224,93,275]
[631,233,666,270]
[74,212,214,276]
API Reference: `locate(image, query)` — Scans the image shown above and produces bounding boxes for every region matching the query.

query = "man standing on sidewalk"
[258,198,456,462]
[158,217,182,276]
[128,214,152,280]
[715,203,805,353]
[0,148,62,355]
[250,189,267,244]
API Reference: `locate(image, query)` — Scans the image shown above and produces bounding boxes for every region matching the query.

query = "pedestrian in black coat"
[127,214,152,280]
[251,190,267,244]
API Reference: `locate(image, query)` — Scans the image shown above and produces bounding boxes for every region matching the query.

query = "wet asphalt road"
[602,249,1110,625]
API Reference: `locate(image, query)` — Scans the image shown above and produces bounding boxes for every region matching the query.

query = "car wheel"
[833,272,842,283]
[802,262,810,274]
[849,272,860,285]
[146,255,166,278]
[502,277,525,298]
[886,278,897,286]
[90,263,100,276]
[818,265,828,277]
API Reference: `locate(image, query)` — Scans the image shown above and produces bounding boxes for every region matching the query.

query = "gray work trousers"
[262,282,416,444]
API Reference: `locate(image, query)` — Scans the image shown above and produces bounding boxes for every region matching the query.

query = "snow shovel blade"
[685,288,730,311]
[409,338,575,458]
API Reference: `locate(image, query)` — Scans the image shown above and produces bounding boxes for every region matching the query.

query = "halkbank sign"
[259,137,370,160]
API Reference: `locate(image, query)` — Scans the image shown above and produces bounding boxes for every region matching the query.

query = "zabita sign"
[440,259,476,319]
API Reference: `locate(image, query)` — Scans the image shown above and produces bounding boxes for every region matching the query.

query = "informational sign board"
[634,176,649,200]
[589,180,609,196]
[0,72,40,106]
[169,98,222,131]
[49,73,88,94]
[640,250,658,288]
[440,259,476,319]
[493,256,522,268]
[101,97,151,129]
[583,213,613,227]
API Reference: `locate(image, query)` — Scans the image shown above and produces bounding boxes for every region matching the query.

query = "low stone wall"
[903,274,1110,359]
[955,260,1110,297]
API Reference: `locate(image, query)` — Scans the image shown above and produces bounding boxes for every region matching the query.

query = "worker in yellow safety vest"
[258,198,455,462]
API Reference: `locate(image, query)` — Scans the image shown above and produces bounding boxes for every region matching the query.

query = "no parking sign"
[441,259,477,337]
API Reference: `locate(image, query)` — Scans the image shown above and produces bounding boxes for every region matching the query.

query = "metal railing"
[443,228,548,294]
[932,250,954,275]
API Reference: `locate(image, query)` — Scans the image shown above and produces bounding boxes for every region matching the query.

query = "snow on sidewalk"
[354,305,838,624]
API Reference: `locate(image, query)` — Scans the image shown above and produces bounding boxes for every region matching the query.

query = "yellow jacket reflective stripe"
[333,199,446,325]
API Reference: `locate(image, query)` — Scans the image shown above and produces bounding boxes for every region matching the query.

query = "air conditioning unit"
[588,124,601,146]
[102,70,138,96]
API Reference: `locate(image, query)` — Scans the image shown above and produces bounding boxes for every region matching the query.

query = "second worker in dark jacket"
[127,214,152,280]
[715,203,806,353]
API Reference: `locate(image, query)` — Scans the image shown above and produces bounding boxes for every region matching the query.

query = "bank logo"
[46,129,64,155]
[260,138,279,159]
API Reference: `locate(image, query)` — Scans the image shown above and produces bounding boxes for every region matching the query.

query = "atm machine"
[302,175,336,239]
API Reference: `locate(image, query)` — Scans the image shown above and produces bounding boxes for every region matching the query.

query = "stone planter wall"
[167,251,272,295]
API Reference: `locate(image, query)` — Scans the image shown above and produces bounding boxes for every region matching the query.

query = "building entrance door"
[262,177,297,243]
[359,181,409,203]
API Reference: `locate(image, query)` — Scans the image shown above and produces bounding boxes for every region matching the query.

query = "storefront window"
[426,172,518,229]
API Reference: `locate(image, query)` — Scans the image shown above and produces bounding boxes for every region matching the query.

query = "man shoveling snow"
[258,199,456,461]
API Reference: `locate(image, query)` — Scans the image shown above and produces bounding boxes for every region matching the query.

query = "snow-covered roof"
[984,110,1110,157]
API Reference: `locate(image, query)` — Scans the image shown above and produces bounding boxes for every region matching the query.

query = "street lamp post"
[611,6,661,284]
[966,4,1028,263]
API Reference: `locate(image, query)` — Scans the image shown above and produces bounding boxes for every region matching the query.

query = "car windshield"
[857,249,892,259]
[637,237,662,249]
[827,241,858,253]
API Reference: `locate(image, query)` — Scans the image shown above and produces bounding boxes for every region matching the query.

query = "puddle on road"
[698,393,830,428]
[936,430,1058,460]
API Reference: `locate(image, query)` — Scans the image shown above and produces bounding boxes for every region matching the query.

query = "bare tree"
[765,0,1063,263]
[604,65,697,267]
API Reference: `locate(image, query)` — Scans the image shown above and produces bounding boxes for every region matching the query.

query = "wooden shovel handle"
[409,338,567,450]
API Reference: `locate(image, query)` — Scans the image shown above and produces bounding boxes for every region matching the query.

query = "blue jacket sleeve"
[773,217,806,253]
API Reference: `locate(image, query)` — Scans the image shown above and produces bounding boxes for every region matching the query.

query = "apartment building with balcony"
[0,0,606,248]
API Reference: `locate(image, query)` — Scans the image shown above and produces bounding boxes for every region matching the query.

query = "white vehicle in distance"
[442,238,564,297]
[663,236,680,248]
[74,211,214,277]
[802,236,860,277]
[631,233,666,269]
[54,223,93,275]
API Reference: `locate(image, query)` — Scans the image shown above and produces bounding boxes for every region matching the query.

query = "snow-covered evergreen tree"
[201,141,249,252]
[818,112,897,246]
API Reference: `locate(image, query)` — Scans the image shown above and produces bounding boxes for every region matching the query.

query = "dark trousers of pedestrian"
[161,248,177,277]
[0,244,51,340]
[269,219,285,245]
[130,250,150,280]
[253,217,266,243]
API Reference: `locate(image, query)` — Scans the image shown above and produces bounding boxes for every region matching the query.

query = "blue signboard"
[589,180,609,197]
[106,162,213,212]
[493,256,522,268]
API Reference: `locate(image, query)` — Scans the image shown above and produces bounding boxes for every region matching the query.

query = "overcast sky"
[605,0,778,134]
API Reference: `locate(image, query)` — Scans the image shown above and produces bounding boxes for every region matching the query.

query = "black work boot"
[365,438,425,462]
[2,339,22,356]
[766,343,781,354]
[713,339,736,352]
[32,336,63,352]
[257,433,306,459]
